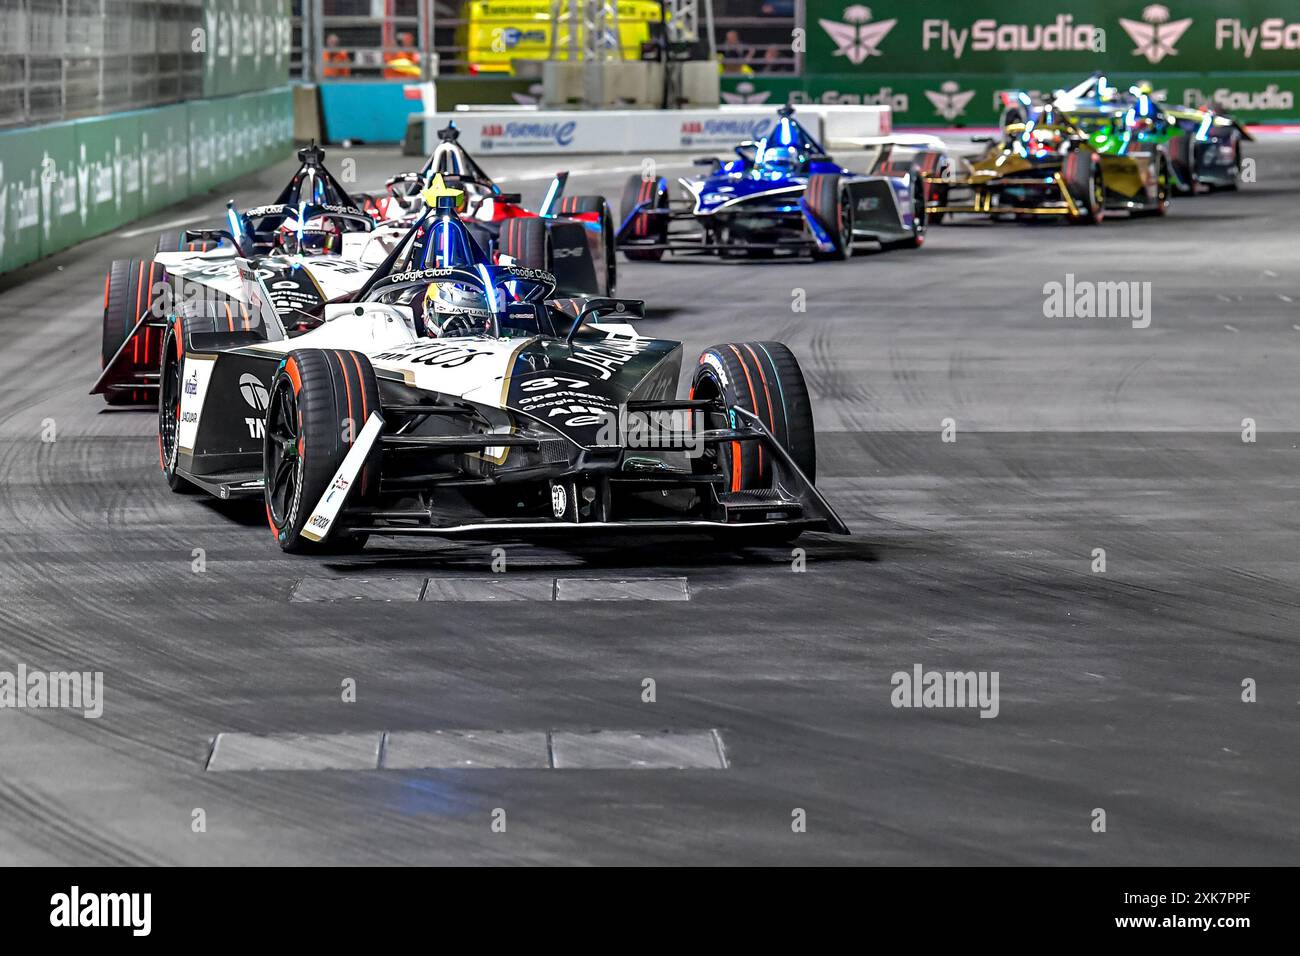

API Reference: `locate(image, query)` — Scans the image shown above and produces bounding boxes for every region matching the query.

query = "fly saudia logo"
[925,81,976,121]
[922,15,1102,58]
[1119,5,1193,64]
[1215,15,1300,58]
[819,5,897,64]
[1185,85,1294,112]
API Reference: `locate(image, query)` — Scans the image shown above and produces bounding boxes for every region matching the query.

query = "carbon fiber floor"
[0,141,1296,864]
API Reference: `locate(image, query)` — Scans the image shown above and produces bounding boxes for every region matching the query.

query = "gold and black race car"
[926,103,1171,226]
[999,74,1252,194]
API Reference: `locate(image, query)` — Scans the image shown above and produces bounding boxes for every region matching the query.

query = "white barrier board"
[421,106,891,156]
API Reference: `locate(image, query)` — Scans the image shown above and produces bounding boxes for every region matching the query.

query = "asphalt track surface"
[0,140,1297,865]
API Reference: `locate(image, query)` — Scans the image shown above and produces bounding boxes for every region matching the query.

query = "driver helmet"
[276,215,340,256]
[422,281,493,338]
[764,145,803,172]
[1029,127,1065,152]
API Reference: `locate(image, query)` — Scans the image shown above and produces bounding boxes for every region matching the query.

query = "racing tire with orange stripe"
[619,174,667,261]
[263,349,381,554]
[691,342,816,546]
[561,195,618,296]
[691,341,816,491]
[102,258,171,405]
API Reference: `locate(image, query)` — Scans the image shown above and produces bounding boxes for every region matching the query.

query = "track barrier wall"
[420,105,891,155]
[0,87,294,276]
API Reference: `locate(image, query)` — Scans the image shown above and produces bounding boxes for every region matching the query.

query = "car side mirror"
[564,298,646,343]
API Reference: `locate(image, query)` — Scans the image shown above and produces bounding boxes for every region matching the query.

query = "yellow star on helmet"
[421,173,464,208]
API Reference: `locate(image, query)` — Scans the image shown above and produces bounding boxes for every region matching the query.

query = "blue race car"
[616,106,945,262]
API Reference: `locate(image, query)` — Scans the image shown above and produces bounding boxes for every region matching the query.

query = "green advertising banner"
[724,71,1300,125]
[74,113,144,244]
[139,104,194,217]
[202,0,292,98]
[806,1,1300,74]
[774,1,1300,123]
[0,88,294,277]
[0,127,52,275]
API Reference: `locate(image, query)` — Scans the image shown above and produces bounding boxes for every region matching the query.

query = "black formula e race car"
[152,181,847,553]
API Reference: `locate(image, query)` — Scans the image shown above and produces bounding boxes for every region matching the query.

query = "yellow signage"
[461,0,664,74]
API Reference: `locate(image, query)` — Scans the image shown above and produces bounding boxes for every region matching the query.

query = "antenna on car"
[297,141,326,167]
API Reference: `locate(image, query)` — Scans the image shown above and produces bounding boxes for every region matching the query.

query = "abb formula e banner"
[423,107,890,155]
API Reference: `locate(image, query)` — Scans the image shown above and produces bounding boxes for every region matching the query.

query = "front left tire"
[690,341,817,546]
[1064,151,1105,225]
[805,173,853,260]
[264,349,381,554]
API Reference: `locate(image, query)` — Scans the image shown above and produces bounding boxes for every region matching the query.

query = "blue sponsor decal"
[498,27,545,49]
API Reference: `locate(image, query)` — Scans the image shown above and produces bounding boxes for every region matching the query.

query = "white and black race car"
[94,145,378,406]
[151,186,847,552]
